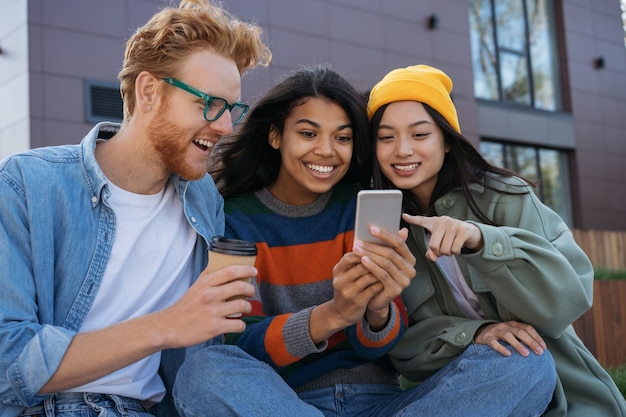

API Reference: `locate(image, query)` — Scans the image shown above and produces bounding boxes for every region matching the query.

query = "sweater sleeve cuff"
[359,302,399,342]
[283,306,327,357]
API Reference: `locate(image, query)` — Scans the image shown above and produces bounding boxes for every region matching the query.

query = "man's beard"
[147,103,208,181]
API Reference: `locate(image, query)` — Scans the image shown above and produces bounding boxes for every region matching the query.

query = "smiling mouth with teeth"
[393,163,419,171]
[193,139,214,151]
[306,163,335,174]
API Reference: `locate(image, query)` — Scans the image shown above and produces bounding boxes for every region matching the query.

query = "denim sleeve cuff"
[6,325,75,407]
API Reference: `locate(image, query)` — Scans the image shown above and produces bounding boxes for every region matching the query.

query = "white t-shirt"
[68,179,196,402]
[425,233,484,320]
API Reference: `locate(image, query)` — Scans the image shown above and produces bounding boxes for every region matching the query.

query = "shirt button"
[491,243,504,256]
[190,216,197,223]
[442,197,454,208]
[91,196,97,203]
[455,332,467,343]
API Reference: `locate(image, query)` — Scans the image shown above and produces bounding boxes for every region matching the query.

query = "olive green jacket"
[391,175,626,416]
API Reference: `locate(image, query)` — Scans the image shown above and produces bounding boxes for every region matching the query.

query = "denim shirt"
[0,122,224,416]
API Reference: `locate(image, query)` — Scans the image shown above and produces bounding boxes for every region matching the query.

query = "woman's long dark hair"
[371,102,536,225]
[211,65,371,199]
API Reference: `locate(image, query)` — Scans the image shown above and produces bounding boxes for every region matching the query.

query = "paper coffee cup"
[208,236,257,317]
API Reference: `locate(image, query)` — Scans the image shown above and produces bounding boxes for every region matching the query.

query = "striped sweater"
[223,183,407,391]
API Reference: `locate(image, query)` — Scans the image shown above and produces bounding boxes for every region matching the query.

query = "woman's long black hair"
[370,102,536,225]
[211,65,371,199]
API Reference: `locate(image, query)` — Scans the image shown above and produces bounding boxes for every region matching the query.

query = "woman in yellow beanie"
[368,64,626,416]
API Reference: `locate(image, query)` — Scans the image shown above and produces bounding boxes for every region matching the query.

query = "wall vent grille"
[85,80,123,123]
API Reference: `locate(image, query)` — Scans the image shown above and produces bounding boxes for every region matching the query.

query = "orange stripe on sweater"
[255,231,353,286]
[265,313,299,367]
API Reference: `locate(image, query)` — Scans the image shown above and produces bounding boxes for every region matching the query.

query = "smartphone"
[354,189,403,246]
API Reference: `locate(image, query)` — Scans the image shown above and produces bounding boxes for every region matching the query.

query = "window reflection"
[504,144,537,180]
[500,52,531,104]
[480,140,572,225]
[495,0,525,52]
[621,0,626,47]
[469,0,560,110]
[470,0,498,100]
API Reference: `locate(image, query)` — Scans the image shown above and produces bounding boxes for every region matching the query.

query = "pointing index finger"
[402,213,434,232]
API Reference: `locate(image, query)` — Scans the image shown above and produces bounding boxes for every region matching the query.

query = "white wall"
[0,0,30,160]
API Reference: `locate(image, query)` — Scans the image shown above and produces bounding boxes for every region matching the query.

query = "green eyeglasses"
[162,77,249,125]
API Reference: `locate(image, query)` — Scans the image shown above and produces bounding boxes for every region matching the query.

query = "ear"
[135,71,160,114]
[268,126,281,149]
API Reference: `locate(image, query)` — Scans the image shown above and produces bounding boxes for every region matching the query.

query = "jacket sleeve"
[390,182,594,382]
[462,187,594,338]
[0,159,75,408]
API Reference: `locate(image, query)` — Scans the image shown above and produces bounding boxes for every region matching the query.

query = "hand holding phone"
[354,190,402,246]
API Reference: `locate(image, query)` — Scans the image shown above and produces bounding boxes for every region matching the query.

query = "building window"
[84,80,123,123]
[622,0,626,47]
[480,139,572,226]
[469,0,561,111]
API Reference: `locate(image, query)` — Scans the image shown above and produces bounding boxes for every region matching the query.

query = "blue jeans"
[173,344,556,417]
[17,392,153,417]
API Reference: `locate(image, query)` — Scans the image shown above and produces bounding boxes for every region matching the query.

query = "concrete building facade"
[1,0,625,230]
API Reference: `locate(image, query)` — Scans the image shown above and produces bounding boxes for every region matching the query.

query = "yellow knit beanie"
[367,64,460,133]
